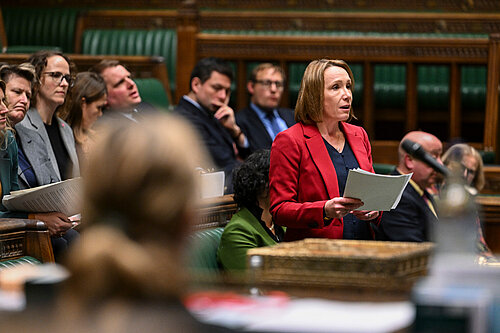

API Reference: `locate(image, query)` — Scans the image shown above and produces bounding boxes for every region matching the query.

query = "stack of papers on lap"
[343,169,412,211]
[2,177,82,216]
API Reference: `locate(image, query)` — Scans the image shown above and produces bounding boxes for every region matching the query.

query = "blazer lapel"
[57,118,80,177]
[19,109,61,181]
[303,124,340,198]
[342,122,371,171]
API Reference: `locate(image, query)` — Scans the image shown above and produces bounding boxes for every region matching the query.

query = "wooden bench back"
[0,219,54,263]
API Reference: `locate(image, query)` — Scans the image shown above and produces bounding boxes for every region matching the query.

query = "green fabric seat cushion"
[0,256,41,270]
[186,227,224,273]
[81,29,177,97]
[3,7,80,53]
[373,163,396,175]
[135,78,170,110]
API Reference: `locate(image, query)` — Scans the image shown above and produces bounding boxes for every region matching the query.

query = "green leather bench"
[81,29,177,99]
[2,7,80,53]
[135,78,171,111]
[0,219,55,270]
[373,163,395,175]
[187,227,224,274]
[0,256,41,270]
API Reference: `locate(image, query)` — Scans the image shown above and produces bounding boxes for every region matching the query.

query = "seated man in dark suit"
[236,63,295,153]
[90,60,156,121]
[377,131,443,242]
[174,57,250,193]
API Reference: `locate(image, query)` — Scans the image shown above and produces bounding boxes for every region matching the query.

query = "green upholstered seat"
[373,163,395,175]
[0,256,41,270]
[3,8,79,53]
[5,45,62,54]
[81,29,177,98]
[134,78,170,110]
[480,151,496,165]
[187,227,224,273]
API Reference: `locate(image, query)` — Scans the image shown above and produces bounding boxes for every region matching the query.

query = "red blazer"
[269,122,375,241]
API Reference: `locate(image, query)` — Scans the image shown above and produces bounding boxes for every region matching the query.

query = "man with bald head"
[376,131,443,242]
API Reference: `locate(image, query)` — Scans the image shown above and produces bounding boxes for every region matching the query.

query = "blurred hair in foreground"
[58,113,212,332]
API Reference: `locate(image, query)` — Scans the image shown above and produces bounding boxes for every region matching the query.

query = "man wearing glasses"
[236,63,295,153]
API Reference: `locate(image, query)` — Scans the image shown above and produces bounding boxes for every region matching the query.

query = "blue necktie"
[266,112,282,139]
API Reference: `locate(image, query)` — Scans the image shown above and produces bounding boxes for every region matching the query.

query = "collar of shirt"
[250,102,279,121]
[183,95,212,117]
[250,103,288,138]
[396,167,425,196]
[400,168,438,217]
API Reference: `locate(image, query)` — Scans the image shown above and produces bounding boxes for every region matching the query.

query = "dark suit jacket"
[376,169,438,242]
[174,97,248,193]
[236,106,295,153]
[100,101,157,124]
[269,122,376,241]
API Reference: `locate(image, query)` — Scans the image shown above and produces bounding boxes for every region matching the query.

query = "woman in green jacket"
[217,149,284,271]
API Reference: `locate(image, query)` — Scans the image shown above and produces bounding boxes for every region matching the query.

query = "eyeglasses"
[43,72,73,86]
[254,80,284,89]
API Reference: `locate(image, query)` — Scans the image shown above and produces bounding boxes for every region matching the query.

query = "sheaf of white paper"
[200,171,225,198]
[2,177,82,216]
[343,169,412,211]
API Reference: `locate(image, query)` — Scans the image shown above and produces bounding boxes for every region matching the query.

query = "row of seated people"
[0,50,496,270]
[0,54,495,331]
[0,51,156,262]
[205,59,497,271]
[0,51,291,263]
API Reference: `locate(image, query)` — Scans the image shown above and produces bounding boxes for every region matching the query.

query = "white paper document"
[2,177,82,216]
[200,171,225,198]
[343,169,412,211]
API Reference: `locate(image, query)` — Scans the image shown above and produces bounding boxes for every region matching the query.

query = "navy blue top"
[324,138,372,240]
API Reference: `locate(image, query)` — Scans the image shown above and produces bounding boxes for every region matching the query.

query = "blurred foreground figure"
[51,114,234,332]
[0,114,236,332]
[442,143,496,262]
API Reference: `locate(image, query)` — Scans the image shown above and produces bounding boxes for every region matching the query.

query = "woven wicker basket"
[247,239,434,292]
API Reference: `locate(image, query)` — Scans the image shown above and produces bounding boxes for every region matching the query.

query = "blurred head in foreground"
[442,143,484,193]
[59,113,210,330]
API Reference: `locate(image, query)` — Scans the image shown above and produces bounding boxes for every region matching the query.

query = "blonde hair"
[295,59,355,124]
[63,113,208,306]
[442,143,485,191]
[249,63,286,82]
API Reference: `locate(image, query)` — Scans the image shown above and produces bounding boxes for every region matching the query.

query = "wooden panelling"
[3,0,500,12]
[196,195,237,230]
[476,195,500,254]
[0,219,54,263]
[199,11,500,34]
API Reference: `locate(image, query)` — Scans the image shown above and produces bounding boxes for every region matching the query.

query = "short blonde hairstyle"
[442,143,485,191]
[249,63,286,82]
[295,59,355,124]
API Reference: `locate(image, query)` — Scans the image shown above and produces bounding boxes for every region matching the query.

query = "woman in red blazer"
[269,59,381,241]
